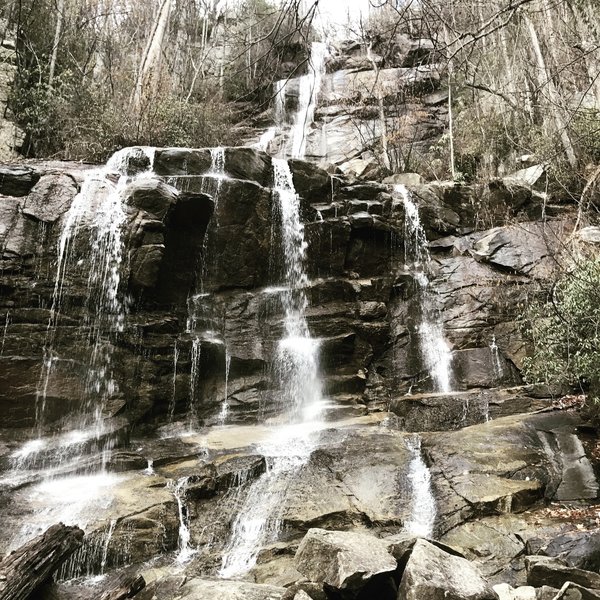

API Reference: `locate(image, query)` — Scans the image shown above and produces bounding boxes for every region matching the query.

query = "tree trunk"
[0,524,84,600]
[48,0,65,87]
[524,13,577,170]
[131,0,173,114]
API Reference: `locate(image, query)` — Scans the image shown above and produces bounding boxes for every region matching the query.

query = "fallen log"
[0,523,84,600]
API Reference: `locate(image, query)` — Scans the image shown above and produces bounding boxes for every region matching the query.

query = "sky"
[310,0,372,36]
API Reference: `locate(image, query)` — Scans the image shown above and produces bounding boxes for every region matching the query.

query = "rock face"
[294,528,397,593]
[0,142,595,599]
[398,539,498,600]
[252,35,447,175]
[0,145,571,435]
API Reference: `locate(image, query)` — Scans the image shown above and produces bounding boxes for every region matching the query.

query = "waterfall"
[1,311,9,356]
[290,42,328,159]
[218,159,322,578]
[272,158,323,420]
[170,476,196,564]
[168,340,180,421]
[274,79,286,126]
[218,349,232,424]
[12,147,155,477]
[396,184,453,393]
[404,434,436,537]
[490,335,505,379]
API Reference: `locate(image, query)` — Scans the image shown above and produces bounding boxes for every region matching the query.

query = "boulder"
[288,158,331,200]
[126,177,178,219]
[153,148,212,176]
[578,226,600,244]
[526,556,600,590]
[224,146,272,187]
[469,223,555,278]
[22,173,78,222]
[398,539,497,600]
[535,530,600,572]
[294,528,397,593]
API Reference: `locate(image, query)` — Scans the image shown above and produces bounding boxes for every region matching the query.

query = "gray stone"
[295,528,397,592]
[398,539,497,600]
[149,578,286,600]
[493,584,536,600]
[22,173,78,222]
[126,177,178,219]
[578,226,600,244]
[526,556,600,590]
[537,530,600,572]
[384,173,423,186]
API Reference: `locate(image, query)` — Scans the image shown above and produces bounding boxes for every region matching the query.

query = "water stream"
[396,184,453,393]
[404,434,436,537]
[217,159,323,578]
[290,42,328,159]
[8,148,155,485]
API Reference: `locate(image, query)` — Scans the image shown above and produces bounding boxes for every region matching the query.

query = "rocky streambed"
[1,147,600,599]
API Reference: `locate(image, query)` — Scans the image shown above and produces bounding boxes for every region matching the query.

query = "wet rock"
[215,454,267,489]
[294,528,397,594]
[186,464,217,500]
[114,146,153,175]
[0,165,40,196]
[21,173,78,222]
[126,177,178,219]
[129,244,164,289]
[153,148,212,175]
[287,158,330,201]
[398,539,497,600]
[526,556,600,590]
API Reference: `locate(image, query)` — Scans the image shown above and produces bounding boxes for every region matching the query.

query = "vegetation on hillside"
[1,0,312,161]
[0,0,598,186]
[523,257,600,423]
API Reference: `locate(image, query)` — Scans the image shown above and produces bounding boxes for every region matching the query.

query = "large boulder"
[526,556,600,590]
[398,539,498,600]
[533,529,600,572]
[21,173,78,222]
[295,528,397,595]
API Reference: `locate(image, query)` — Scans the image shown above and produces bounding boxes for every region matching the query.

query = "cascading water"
[290,42,328,159]
[170,477,196,564]
[272,158,322,420]
[396,184,453,393]
[404,434,436,537]
[218,159,322,578]
[11,148,155,481]
[490,335,504,379]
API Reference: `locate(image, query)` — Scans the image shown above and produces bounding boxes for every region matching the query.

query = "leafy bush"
[522,258,600,422]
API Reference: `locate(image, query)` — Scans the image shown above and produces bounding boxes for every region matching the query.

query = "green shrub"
[522,258,600,422]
